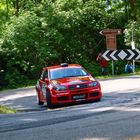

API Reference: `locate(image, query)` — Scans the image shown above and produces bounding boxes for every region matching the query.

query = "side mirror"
[44,78,49,84]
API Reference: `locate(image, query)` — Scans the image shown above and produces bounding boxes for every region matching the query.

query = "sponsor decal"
[42,83,46,96]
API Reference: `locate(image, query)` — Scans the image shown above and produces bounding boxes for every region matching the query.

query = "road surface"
[0,75,140,140]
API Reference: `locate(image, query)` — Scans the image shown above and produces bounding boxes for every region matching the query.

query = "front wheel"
[95,98,101,102]
[46,90,53,108]
[38,99,44,105]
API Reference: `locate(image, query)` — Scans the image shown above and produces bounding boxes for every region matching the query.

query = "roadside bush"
[114,61,126,75]
[5,67,28,89]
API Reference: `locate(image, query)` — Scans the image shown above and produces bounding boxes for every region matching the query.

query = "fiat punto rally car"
[36,63,102,108]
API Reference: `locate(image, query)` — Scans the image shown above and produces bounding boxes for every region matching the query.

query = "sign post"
[100,29,122,75]
[131,27,135,72]
[112,60,114,75]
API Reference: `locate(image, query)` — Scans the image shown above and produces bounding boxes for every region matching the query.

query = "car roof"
[43,64,82,71]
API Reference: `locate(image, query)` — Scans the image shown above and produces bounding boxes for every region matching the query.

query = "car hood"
[51,76,95,86]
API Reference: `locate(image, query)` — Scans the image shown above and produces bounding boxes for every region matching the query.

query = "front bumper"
[50,86,102,105]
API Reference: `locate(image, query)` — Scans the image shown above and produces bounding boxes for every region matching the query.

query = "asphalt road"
[0,75,140,140]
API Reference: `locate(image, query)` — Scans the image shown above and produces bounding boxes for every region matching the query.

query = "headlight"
[54,85,66,91]
[89,81,98,87]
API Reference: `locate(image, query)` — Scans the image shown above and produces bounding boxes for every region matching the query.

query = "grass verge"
[96,70,140,79]
[0,105,16,114]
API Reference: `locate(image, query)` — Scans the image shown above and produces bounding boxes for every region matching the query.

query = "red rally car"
[35,63,102,108]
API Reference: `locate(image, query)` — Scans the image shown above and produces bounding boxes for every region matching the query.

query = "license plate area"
[72,94,86,100]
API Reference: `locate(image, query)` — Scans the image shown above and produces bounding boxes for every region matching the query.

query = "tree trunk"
[6,0,9,18]
[15,0,19,17]
[128,0,136,20]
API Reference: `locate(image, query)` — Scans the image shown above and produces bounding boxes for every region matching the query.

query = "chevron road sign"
[102,49,140,61]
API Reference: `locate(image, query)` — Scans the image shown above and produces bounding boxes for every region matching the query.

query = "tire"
[46,90,53,108]
[95,98,101,102]
[38,99,44,105]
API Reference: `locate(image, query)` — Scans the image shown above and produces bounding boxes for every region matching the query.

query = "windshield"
[50,67,88,80]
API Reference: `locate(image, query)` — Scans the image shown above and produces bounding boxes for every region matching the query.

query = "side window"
[40,70,48,80]
[43,70,48,79]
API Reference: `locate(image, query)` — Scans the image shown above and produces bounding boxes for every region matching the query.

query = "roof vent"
[60,63,68,67]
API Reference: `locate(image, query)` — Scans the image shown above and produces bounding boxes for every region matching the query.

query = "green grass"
[96,70,140,79]
[0,105,16,114]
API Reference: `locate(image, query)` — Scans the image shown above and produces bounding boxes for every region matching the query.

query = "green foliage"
[113,61,126,75]
[0,0,140,89]
[124,21,140,48]
[0,11,43,88]
[40,0,109,64]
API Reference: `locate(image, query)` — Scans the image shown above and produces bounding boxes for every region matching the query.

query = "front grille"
[68,84,88,90]
[57,96,68,101]
[90,92,99,97]
[70,89,87,94]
